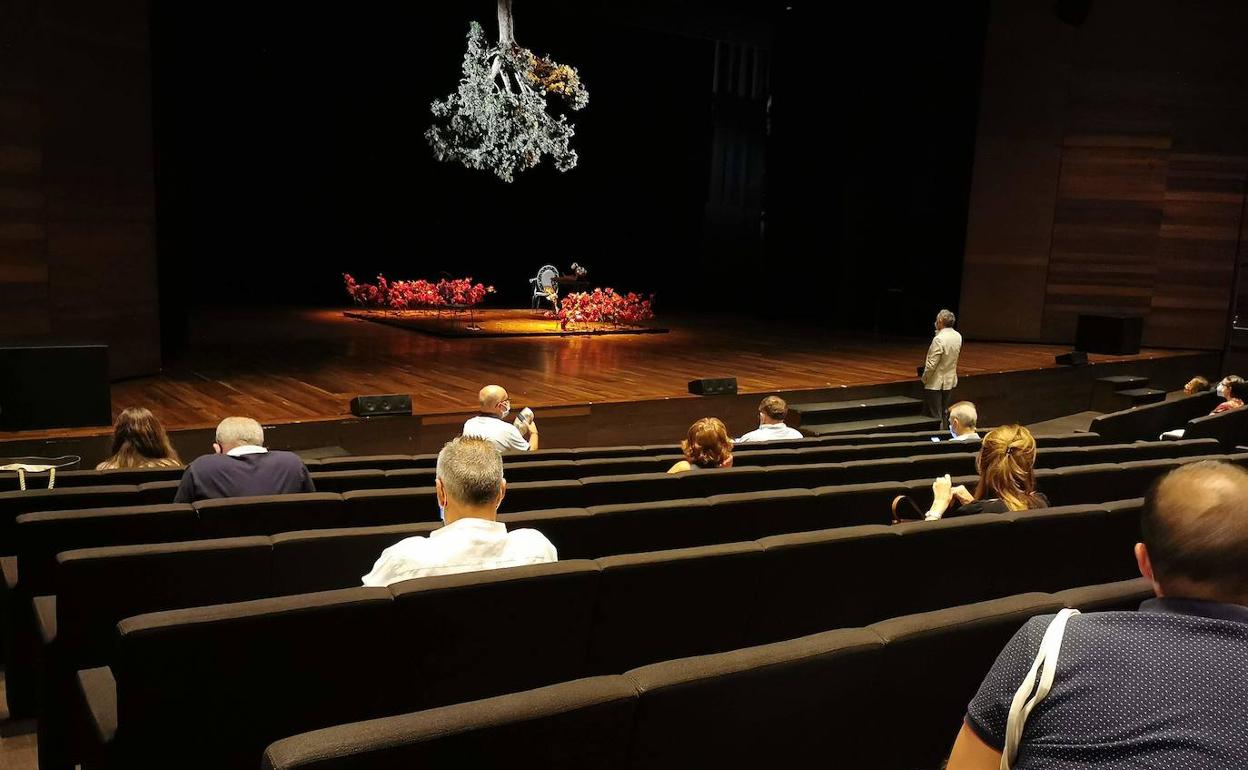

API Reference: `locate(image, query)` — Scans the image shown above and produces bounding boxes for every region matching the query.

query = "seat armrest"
[32,594,56,646]
[1,556,17,592]
[76,666,118,749]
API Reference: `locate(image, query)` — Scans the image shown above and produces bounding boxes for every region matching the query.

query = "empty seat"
[387,561,601,712]
[80,587,398,769]
[499,508,596,559]
[342,488,437,526]
[382,468,437,489]
[316,455,414,472]
[0,486,143,555]
[573,457,671,477]
[867,593,1064,770]
[580,474,676,507]
[271,523,439,595]
[193,493,346,538]
[711,488,821,541]
[262,676,639,770]
[891,514,1012,612]
[753,525,901,643]
[624,628,884,769]
[1054,576,1153,611]
[588,542,763,673]
[503,459,580,482]
[503,479,585,511]
[582,499,725,557]
[307,469,386,493]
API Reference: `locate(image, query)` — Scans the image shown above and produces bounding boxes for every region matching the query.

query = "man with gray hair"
[362,437,556,585]
[946,401,979,441]
[173,416,314,503]
[920,308,962,430]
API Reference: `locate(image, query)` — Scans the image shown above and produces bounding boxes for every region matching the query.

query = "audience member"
[1210,375,1245,415]
[668,417,734,474]
[362,437,556,584]
[735,395,803,443]
[173,417,315,503]
[463,384,539,452]
[1183,375,1210,396]
[921,308,962,430]
[95,407,182,470]
[946,461,1248,769]
[925,425,1046,520]
[946,401,980,441]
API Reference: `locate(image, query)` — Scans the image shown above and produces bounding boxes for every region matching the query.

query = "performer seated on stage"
[668,417,734,474]
[463,384,539,452]
[735,395,802,444]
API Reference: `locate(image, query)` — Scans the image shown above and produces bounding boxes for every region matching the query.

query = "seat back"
[271,523,439,595]
[193,493,346,538]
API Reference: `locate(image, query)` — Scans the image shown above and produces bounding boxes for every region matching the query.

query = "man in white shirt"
[462,384,539,452]
[736,395,803,444]
[921,309,963,430]
[362,437,557,586]
[947,401,980,441]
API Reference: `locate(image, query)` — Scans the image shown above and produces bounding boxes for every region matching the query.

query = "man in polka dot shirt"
[947,460,1248,769]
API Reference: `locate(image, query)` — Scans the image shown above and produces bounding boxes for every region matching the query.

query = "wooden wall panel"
[1041,137,1168,342]
[1150,154,1247,347]
[961,0,1248,350]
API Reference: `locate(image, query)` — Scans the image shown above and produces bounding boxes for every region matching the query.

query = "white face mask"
[498,400,511,419]
[950,427,959,439]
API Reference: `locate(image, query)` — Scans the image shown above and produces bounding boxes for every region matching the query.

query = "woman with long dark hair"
[96,407,182,470]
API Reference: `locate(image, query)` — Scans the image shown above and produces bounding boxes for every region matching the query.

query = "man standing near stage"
[921,309,962,430]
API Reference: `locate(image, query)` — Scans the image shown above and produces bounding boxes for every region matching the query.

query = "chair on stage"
[530,265,560,310]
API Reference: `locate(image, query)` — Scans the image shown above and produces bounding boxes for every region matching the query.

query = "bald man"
[462,385,539,452]
[947,460,1248,769]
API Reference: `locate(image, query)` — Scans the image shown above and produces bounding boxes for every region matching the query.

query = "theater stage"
[343,308,668,338]
[0,308,1219,460]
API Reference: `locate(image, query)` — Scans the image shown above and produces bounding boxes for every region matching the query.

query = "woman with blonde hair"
[96,407,183,470]
[924,424,1047,520]
[667,417,734,474]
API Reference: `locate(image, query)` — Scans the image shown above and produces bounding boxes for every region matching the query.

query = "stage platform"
[344,308,668,338]
[0,308,1219,463]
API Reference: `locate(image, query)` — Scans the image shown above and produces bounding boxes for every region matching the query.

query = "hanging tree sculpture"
[426,0,589,183]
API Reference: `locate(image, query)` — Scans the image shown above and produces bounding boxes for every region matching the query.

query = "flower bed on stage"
[547,288,655,330]
[343,273,494,310]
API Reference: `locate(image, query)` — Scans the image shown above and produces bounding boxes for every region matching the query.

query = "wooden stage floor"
[0,307,1205,442]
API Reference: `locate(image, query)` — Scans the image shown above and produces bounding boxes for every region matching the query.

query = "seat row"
[72,565,1154,770]
[0,430,1105,495]
[260,578,1154,770]
[0,437,1220,552]
[6,448,1241,723]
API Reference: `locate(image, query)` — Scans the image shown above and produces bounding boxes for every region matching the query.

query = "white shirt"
[950,431,980,441]
[735,423,804,444]
[463,415,530,452]
[361,517,557,586]
[226,445,268,457]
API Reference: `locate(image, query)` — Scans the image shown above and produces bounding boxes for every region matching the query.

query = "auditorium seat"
[271,522,440,595]
[1183,406,1248,447]
[498,508,596,558]
[1054,576,1153,611]
[342,487,437,525]
[998,501,1142,594]
[578,499,721,557]
[0,486,143,554]
[381,468,437,488]
[315,455,415,472]
[193,493,347,539]
[307,469,386,493]
[503,459,581,482]
[867,592,1064,770]
[387,561,600,712]
[1090,391,1220,443]
[261,676,640,770]
[587,542,762,673]
[623,628,884,769]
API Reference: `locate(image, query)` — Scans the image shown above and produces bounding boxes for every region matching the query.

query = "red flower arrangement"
[344,274,495,310]
[547,288,655,330]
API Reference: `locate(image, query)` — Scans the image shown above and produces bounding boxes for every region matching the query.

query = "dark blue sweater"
[173,450,315,503]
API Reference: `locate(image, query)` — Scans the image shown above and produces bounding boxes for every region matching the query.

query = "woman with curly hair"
[667,417,734,474]
[924,424,1048,520]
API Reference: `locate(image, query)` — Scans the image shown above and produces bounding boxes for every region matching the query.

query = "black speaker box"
[350,393,412,417]
[0,344,112,431]
[1075,314,1142,355]
[688,377,738,396]
[1055,351,1089,367]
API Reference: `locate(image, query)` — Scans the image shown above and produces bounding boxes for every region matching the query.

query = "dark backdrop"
[150,1,989,349]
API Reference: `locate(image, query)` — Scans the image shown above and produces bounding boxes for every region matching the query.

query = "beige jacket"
[922,327,962,391]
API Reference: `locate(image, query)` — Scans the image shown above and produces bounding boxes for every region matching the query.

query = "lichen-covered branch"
[426,1,589,183]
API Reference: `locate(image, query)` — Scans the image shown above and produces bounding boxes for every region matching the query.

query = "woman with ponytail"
[924,424,1048,520]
